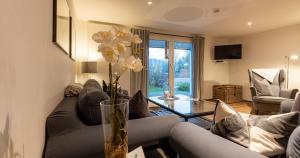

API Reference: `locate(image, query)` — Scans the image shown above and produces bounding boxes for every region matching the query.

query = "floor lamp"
[285,55,298,89]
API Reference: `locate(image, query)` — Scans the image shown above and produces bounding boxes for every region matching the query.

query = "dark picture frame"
[53,0,72,56]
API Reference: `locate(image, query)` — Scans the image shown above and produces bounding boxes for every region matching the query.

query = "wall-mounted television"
[214,44,242,60]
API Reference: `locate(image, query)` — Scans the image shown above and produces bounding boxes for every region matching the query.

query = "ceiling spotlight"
[247,22,253,26]
[148,1,153,5]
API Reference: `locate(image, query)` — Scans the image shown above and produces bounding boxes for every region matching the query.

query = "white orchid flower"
[116,30,133,43]
[92,31,114,44]
[126,56,143,72]
[98,44,118,63]
[116,43,126,55]
[112,57,128,76]
[132,35,142,44]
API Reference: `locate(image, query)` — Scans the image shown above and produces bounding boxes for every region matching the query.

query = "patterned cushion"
[64,83,83,97]
[211,100,250,147]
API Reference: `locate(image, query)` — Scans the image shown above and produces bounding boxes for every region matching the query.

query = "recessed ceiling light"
[290,55,299,60]
[247,22,253,26]
[148,1,153,5]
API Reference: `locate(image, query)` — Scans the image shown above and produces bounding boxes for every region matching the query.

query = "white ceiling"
[72,0,300,37]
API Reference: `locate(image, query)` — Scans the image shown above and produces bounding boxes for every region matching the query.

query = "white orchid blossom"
[132,35,142,44]
[92,31,114,44]
[92,26,143,78]
[126,56,143,72]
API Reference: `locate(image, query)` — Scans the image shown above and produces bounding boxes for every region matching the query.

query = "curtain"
[192,36,205,100]
[130,28,150,96]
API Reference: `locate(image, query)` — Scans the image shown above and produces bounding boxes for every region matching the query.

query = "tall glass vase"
[100,99,129,158]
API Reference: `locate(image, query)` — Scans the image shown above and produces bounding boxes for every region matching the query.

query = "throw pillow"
[211,100,250,147]
[253,78,273,96]
[64,83,83,97]
[77,87,109,125]
[102,80,108,92]
[129,90,150,119]
[84,79,101,90]
[102,80,130,100]
[246,112,299,156]
[211,100,299,157]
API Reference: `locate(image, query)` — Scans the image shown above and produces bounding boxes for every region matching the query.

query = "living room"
[1,0,300,158]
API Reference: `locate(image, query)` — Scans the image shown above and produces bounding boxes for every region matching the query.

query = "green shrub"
[177,82,189,91]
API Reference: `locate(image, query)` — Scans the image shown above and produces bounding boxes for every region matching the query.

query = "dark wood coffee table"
[148,95,216,121]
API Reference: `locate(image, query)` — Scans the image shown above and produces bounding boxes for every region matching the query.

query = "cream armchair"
[248,69,298,114]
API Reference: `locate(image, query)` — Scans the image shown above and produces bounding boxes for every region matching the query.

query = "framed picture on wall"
[70,17,76,60]
[53,0,71,55]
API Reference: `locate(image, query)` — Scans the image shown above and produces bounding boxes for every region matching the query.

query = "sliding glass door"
[148,35,192,97]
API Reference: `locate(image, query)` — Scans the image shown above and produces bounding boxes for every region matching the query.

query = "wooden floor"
[203,100,255,120]
[206,99,255,114]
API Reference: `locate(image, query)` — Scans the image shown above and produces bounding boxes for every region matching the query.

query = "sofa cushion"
[253,78,273,96]
[84,79,101,90]
[253,96,288,104]
[78,87,109,125]
[211,100,250,147]
[286,126,300,158]
[245,112,299,156]
[212,100,299,156]
[129,90,150,119]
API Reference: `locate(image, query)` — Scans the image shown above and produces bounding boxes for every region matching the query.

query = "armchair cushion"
[253,78,273,96]
[253,96,290,104]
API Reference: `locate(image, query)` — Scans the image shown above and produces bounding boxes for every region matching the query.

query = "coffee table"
[148,95,216,122]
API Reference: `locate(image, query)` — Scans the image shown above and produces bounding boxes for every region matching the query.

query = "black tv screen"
[214,44,242,60]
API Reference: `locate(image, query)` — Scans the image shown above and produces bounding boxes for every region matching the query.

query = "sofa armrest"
[280,100,295,114]
[250,86,258,97]
[280,89,299,99]
[170,122,267,158]
[128,115,180,148]
[44,115,180,158]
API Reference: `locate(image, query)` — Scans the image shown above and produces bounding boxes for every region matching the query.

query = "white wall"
[0,0,75,157]
[203,36,230,99]
[228,23,300,100]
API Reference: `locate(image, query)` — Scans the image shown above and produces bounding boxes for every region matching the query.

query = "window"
[148,35,193,97]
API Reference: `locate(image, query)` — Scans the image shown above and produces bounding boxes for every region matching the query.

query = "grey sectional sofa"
[43,96,268,158]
